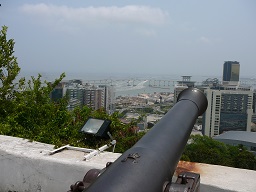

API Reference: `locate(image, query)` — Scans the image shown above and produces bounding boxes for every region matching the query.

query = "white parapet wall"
[1,134,256,192]
[0,135,121,192]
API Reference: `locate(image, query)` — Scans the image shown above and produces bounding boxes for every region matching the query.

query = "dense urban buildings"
[50,60,256,138]
[51,80,115,114]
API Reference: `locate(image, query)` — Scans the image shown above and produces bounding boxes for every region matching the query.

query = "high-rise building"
[99,85,115,114]
[66,86,84,110]
[66,87,84,101]
[222,61,240,82]
[83,85,114,113]
[252,92,256,123]
[202,87,253,137]
[50,82,66,101]
[83,87,104,110]
[67,98,81,111]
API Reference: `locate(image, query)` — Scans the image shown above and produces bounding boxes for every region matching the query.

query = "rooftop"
[214,131,256,145]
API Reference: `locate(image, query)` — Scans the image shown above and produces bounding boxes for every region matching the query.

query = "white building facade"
[203,87,253,137]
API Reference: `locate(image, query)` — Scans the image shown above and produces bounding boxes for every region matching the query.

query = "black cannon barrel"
[84,88,208,192]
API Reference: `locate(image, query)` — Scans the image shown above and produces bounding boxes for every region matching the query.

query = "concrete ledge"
[0,135,120,192]
[1,135,256,192]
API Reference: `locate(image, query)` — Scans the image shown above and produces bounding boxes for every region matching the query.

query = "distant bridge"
[148,80,176,88]
[82,79,178,88]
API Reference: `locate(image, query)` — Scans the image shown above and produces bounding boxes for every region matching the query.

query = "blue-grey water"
[17,71,256,97]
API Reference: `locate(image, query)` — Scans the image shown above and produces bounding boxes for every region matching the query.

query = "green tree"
[181,135,256,170]
[10,73,68,142]
[0,26,69,145]
[0,26,21,119]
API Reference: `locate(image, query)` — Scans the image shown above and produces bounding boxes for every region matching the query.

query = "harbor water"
[17,71,256,97]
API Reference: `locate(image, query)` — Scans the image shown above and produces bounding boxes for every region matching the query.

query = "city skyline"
[1,0,256,77]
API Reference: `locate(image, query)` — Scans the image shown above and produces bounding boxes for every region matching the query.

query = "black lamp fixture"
[80,118,112,138]
[81,118,116,159]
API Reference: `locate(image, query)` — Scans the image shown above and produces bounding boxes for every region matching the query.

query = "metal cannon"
[68,88,208,192]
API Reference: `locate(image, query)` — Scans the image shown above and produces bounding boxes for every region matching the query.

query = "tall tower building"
[99,85,115,114]
[222,61,240,82]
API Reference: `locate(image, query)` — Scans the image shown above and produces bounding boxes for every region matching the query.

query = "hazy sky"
[1,0,256,77]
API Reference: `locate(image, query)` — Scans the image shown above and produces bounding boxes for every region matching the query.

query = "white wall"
[0,135,120,192]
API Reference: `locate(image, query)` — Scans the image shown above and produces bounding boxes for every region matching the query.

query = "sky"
[0,0,256,78]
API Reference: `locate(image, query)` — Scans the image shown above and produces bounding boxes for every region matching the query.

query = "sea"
[17,71,256,97]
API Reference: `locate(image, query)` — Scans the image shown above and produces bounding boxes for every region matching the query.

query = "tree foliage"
[0,26,21,118]
[181,135,256,170]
